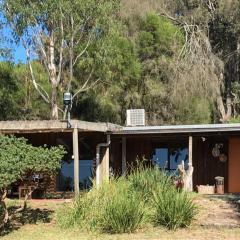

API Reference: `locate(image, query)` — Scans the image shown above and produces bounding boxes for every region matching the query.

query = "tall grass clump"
[57,181,113,231]
[57,178,145,233]
[153,186,197,230]
[57,163,197,234]
[101,179,145,233]
[128,164,173,202]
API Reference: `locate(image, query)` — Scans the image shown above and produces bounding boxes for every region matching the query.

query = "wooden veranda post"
[73,126,79,194]
[188,135,193,191]
[101,147,110,182]
[122,137,126,175]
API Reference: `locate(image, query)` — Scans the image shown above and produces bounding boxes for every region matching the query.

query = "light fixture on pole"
[63,92,72,128]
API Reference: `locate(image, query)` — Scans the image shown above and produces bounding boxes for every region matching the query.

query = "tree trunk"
[16,186,36,213]
[217,96,229,123]
[48,30,58,120]
[51,84,58,120]
[0,200,9,229]
[0,190,9,228]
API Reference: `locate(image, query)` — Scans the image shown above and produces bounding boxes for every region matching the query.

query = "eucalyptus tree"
[3,0,119,119]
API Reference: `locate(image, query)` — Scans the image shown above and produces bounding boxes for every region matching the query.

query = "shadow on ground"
[207,194,240,202]
[195,194,240,229]
[208,194,240,210]
[0,206,53,237]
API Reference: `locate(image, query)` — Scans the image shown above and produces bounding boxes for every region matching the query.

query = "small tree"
[0,135,65,228]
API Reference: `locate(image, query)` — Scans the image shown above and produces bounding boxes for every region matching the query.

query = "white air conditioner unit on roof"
[126,109,145,126]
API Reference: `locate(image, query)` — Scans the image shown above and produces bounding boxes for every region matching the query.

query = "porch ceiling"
[0,120,122,133]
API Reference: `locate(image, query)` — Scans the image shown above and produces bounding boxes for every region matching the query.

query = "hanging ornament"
[212,144,220,157]
[219,153,227,163]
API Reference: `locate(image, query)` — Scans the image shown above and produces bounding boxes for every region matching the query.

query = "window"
[152,144,189,173]
[152,148,168,169]
[169,148,189,170]
[58,159,93,191]
[57,137,95,191]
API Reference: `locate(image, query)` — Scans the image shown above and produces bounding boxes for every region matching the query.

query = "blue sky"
[13,44,27,63]
[1,23,27,63]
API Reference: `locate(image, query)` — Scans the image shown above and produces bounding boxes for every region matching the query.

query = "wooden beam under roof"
[0,120,122,134]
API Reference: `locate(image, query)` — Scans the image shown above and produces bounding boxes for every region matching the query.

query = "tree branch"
[23,42,50,104]
[73,35,92,67]
[73,69,99,99]
[57,7,64,85]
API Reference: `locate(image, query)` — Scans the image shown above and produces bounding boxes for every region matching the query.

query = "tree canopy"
[0,134,65,227]
[0,0,240,124]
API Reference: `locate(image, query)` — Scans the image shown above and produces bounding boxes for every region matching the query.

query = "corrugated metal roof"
[113,123,240,135]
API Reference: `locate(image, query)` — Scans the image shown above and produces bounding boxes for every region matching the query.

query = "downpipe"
[96,134,111,186]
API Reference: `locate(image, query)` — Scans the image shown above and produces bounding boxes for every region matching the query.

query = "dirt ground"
[195,194,240,228]
[1,195,240,240]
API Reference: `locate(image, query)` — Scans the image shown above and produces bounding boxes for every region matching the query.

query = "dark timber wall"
[111,134,230,192]
[192,136,228,192]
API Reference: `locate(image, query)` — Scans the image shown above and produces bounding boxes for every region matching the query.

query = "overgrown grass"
[101,179,145,233]
[153,187,197,230]
[128,165,173,202]
[57,166,197,234]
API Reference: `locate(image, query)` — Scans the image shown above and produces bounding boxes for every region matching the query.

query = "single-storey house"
[1,117,240,197]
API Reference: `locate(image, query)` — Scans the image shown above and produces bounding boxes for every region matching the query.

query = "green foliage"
[136,13,186,124]
[153,187,197,230]
[173,97,213,124]
[73,27,142,124]
[0,62,22,120]
[128,164,172,202]
[229,117,240,123]
[13,62,52,120]
[101,179,144,233]
[2,0,120,119]
[0,135,65,189]
[57,178,145,233]
[57,166,197,234]
[0,0,234,124]
[138,14,184,59]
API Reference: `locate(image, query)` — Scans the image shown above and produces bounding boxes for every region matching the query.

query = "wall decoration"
[212,144,222,157]
[219,153,227,163]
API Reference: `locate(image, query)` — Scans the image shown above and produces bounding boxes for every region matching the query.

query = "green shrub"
[57,187,107,230]
[128,165,173,202]
[57,178,145,233]
[101,179,145,233]
[57,166,197,234]
[153,187,197,230]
